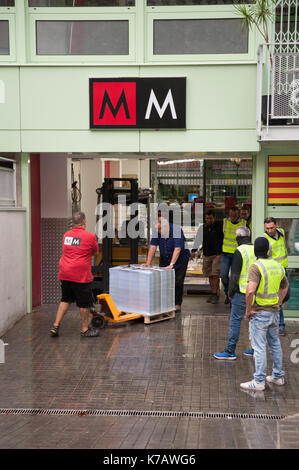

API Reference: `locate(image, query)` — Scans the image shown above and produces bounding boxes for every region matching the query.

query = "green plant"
[234,0,276,64]
[234,0,275,42]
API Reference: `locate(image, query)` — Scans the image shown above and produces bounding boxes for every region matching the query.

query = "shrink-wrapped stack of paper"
[151,266,175,313]
[109,265,175,315]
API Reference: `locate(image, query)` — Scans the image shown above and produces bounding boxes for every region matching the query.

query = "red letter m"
[99,89,130,120]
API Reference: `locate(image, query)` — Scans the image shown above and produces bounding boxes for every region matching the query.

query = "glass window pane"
[284,268,299,310]
[147,0,254,5]
[36,20,129,55]
[0,168,15,207]
[154,19,248,55]
[0,1,14,5]
[0,20,9,55]
[274,219,299,257]
[29,0,134,6]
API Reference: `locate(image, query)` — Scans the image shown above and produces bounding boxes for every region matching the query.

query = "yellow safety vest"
[254,258,285,306]
[237,244,256,294]
[222,218,246,254]
[264,228,288,268]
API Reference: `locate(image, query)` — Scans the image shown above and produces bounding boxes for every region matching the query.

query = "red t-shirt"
[58,227,98,283]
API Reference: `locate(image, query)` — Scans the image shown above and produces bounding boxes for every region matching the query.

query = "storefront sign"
[89,77,186,129]
[268,155,299,204]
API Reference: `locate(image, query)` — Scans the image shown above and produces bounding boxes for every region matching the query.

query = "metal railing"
[257,42,299,136]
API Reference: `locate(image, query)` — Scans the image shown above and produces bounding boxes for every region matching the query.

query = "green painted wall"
[0,64,259,153]
[0,67,21,151]
[0,2,261,154]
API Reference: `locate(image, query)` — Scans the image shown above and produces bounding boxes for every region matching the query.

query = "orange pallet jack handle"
[96,293,142,323]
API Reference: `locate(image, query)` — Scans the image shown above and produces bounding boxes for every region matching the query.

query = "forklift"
[90,177,154,328]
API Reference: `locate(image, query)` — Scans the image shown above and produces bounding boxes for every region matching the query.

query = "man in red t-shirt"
[50,212,99,338]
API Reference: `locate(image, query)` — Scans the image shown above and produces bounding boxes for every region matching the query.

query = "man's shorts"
[60,280,93,308]
[202,255,221,277]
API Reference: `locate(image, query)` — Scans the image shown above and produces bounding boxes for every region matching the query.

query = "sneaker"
[240,389,265,400]
[266,376,285,386]
[80,327,99,338]
[213,351,236,360]
[243,349,254,357]
[279,327,286,336]
[240,379,265,391]
[206,295,213,303]
[175,306,181,313]
[210,294,219,304]
[50,325,59,337]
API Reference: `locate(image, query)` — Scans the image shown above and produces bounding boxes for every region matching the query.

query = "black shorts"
[60,280,93,308]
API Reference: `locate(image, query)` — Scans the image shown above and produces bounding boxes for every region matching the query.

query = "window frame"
[145,6,256,63]
[27,9,136,63]
[0,10,16,62]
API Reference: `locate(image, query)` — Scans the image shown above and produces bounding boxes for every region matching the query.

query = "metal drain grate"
[0,408,285,420]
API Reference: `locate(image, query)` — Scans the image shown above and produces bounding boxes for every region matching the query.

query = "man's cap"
[254,237,269,257]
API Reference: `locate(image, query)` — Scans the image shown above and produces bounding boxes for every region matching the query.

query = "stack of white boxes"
[109,265,175,316]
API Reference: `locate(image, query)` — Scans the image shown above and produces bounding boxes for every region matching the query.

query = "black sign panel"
[90,77,186,129]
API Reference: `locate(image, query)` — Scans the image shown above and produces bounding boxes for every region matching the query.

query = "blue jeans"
[225,292,246,354]
[249,310,284,384]
[220,253,234,297]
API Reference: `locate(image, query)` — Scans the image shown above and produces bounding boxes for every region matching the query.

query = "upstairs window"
[36,19,129,55]
[154,18,248,55]
[29,0,134,6]
[147,1,254,5]
[0,20,9,54]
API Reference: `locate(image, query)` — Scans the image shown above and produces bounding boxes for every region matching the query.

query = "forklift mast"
[92,178,152,294]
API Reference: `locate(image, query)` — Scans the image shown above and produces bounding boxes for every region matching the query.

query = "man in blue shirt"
[144,215,190,312]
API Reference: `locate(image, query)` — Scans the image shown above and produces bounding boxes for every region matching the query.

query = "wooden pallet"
[143,310,175,324]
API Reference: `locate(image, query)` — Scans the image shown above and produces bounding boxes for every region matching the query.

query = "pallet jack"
[90,293,175,329]
[90,293,141,329]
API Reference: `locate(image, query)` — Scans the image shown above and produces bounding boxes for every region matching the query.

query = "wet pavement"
[0,294,299,450]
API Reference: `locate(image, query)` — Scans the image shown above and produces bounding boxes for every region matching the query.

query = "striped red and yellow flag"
[268,155,299,204]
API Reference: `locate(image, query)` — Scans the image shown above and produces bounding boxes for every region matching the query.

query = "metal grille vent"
[0,408,285,421]
[272,52,299,118]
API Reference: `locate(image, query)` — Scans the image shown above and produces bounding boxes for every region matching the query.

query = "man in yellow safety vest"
[214,226,255,360]
[220,206,246,304]
[240,237,289,391]
[264,217,290,336]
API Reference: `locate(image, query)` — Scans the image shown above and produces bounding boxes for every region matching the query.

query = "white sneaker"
[240,379,265,391]
[240,389,265,400]
[266,376,285,386]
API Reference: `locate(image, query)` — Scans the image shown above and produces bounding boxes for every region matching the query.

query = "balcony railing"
[257,42,299,138]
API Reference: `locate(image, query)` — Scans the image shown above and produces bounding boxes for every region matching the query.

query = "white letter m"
[145,89,177,120]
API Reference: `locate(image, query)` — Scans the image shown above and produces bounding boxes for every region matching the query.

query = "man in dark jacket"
[191,209,223,304]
